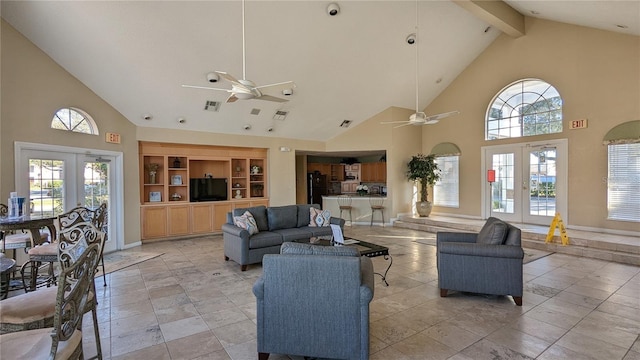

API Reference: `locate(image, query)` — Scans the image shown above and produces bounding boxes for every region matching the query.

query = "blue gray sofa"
[436,217,524,306]
[253,242,374,360]
[222,204,345,271]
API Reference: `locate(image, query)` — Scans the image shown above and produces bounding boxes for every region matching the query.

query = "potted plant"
[407,153,440,217]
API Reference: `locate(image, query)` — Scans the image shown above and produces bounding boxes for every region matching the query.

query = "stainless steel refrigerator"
[307,172,328,205]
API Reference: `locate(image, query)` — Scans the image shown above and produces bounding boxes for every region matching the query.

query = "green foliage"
[407,154,440,202]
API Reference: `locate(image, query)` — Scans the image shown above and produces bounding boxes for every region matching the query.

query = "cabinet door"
[341,182,350,193]
[361,163,371,182]
[376,162,387,182]
[168,205,190,236]
[307,163,321,173]
[191,204,213,234]
[141,206,167,239]
[213,203,233,230]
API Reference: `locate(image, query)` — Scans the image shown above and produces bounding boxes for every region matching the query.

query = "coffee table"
[312,237,392,286]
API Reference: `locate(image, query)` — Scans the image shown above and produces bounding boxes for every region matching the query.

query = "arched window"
[486,79,562,140]
[51,107,99,135]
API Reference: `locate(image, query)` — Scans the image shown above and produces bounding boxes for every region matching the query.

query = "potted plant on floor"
[407,153,440,217]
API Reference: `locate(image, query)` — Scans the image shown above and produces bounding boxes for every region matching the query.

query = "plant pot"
[416,201,432,217]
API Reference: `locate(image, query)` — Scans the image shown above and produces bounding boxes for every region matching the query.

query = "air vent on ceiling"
[204,100,220,112]
[250,108,261,115]
[273,110,288,121]
[340,120,352,128]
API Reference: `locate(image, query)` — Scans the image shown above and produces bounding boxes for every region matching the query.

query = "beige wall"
[422,17,640,232]
[3,15,638,242]
[1,20,142,246]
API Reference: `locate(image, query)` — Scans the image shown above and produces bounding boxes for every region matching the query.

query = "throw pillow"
[233,211,259,235]
[477,217,509,245]
[309,208,331,227]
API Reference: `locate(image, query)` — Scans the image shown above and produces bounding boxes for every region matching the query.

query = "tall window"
[607,143,640,222]
[486,79,562,140]
[433,156,459,208]
[51,107,98,135]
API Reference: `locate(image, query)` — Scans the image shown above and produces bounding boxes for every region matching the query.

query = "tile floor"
[74,226,639,359]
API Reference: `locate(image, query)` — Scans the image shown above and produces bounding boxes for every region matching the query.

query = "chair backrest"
[337,195,352,207]
[0,204,7,218]
[58,221,105,270]
[50,242,100,358]
[56,202,108,235]
[369,196,384,207]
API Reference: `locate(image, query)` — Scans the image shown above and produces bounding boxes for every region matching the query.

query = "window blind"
[434,156,459,208]
[607,143,640,222]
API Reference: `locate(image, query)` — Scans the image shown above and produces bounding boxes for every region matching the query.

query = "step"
[394,215,640,266]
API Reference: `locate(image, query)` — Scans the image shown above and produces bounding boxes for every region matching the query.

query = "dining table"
[0,214,57,292]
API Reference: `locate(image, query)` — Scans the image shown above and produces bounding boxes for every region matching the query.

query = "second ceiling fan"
[381,1,459,128]
[182,0,295,103]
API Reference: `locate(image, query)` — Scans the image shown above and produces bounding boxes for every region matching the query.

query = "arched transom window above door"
[486,79,563,140]
[50,107,99,135]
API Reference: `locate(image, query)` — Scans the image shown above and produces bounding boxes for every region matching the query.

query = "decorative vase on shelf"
[149,171,156,184]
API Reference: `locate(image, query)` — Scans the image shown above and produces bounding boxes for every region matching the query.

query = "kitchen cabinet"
[361,162,387,182]
[308,163,331,175]
[330,164,345,181]
[341,182,359,193]
[168,205,190,236]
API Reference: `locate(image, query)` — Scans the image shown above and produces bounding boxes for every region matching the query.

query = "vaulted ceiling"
[2,1,638,141]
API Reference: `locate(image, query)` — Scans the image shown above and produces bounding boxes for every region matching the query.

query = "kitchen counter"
[322,195,388,226]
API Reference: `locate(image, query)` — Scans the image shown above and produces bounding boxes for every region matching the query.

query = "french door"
[482,139,567,225]
[15,142,123,253]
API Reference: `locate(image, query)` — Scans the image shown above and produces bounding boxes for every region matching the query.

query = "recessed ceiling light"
[616,24,629,29]
[142,113,153,121]
[177,117,186,124]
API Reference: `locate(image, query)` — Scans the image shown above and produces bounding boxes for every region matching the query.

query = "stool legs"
[370,208,384,227]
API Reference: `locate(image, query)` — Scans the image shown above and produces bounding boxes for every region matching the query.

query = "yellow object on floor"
[546,212,569,246]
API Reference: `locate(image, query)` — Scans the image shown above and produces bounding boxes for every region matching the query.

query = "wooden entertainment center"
[139,142,269,241]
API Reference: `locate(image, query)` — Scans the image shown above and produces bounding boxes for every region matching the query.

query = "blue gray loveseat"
[222,204,345,270]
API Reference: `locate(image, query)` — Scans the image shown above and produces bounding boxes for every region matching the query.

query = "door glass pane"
[29,159,65,217]
[83,161,110,209]
[529,149,556,216]
[492,153,515,214]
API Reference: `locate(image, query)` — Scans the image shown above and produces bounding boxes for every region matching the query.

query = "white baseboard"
[123,241,142,250]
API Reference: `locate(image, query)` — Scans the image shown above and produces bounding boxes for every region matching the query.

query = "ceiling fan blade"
[226,93,239,103]
[255,81,296,91]
[215,71,242,85]
[424,110,460,122]
[255,94,288,102]
[380,121,410,125]
[393,123,413,129]
[181,84,230,92]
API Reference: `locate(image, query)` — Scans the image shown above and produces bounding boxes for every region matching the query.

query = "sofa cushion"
[233,211,259,236]
[248,231,284,249]
[272,228,314,242]
[233,206,268,232]
[297,226,333,237]
[280,242,360,257]
[267,205,298,231]
[477,217,509,245]
[309,208,331,227]
[296,204,320,228]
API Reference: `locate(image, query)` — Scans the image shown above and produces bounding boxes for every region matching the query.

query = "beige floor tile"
[508,315,568,343]
[556,330,629,359]
[111,343,170,360]
[486,327,551,358]
[210,319,256,348]
[165,330,224,360]
[423,322,482,351]
[370,315,419,345]
[110,325,165,357]
[111,311,158,337]
[155,301,201,324]
[160,315,210,342]
[461,338,533,360]
[110,298,154,320]
[537,343,597,360]
[392,330,458,359]
[201,308,251,329]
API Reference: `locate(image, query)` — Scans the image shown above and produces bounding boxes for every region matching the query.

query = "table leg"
[374,254,392,287]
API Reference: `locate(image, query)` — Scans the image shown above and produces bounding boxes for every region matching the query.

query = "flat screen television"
[190,178,228,202]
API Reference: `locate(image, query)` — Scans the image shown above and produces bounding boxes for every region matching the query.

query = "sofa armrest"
[437,232,477,245]
[252,276,265,300]
[359,257,374,303]
[438,242,524,259]
[221,223,249,238]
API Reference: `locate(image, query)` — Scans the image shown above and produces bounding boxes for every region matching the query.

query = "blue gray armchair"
[253,242,374,360]
[437,217,524,306]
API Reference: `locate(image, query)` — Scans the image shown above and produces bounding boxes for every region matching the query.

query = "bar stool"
[337,195,353,226]
[369,196,385,227]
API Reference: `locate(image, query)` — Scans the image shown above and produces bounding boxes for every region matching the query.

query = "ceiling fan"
[381,1,459,128]
[182,0,295,103]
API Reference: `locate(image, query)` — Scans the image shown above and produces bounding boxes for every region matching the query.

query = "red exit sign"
[105,132,121,144]
[570,119,588,129]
